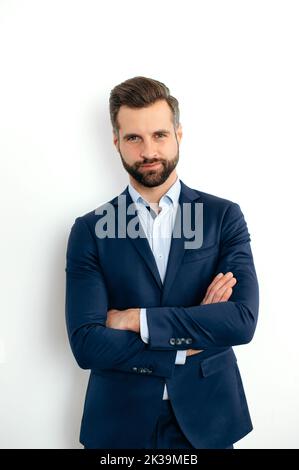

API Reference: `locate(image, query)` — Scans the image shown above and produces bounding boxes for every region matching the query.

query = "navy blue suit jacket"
[65,180,259,448]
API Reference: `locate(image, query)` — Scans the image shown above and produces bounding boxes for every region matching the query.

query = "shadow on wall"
[44,229,88,448]
[91,101,128,201]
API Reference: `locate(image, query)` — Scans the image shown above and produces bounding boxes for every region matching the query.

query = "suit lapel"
[111,187,163,290]
[161,181,201,303]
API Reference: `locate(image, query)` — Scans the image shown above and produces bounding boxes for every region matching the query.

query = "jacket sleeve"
[145,203,259,350]
[65,216,177,377]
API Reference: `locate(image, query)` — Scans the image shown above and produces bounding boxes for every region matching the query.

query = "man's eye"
[127,134,166,141]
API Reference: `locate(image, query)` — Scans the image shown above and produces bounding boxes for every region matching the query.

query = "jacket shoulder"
[76,194,119,222]
[192,187,239,210]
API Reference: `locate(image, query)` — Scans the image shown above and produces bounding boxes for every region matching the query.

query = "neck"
[129,170,178,204]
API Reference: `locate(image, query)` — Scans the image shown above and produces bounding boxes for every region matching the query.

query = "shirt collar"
[128,177,181,207]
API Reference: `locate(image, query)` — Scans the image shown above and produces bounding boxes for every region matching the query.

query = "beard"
[118,148,180,188]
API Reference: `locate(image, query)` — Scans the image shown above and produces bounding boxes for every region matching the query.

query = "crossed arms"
[65,202,259,377]
[106,271,238,357]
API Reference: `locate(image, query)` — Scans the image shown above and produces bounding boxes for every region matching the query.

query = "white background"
[0,0,298,449]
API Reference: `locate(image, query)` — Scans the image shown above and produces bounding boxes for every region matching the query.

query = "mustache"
[136,159,164,167]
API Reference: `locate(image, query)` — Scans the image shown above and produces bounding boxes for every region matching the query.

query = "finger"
[204,272,234,304]
[211,277,237,303]
[201,272,225,304]
[218,287,233,302]
[206,272,233,297]
[212,277,236,303]
[187,349,203,356]
[219,286,233,302]
[205,272,224,298]
[191,349,203,356]
[204,276,236,304]
[187,349,195,356]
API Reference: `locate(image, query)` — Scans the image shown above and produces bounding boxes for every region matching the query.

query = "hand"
[200,272,237,305]
[186,272,237,357]
[186,348,204,357]
[106,308,140,333]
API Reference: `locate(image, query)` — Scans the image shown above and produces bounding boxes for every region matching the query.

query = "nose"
[140,138,158,159]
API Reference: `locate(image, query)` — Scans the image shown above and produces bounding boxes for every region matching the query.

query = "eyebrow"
[122,129,171,140]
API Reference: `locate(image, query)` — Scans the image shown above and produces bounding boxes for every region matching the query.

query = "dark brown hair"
[109,76,180,136]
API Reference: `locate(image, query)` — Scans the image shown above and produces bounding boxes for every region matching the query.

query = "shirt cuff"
[140,308,149,343]
[175,350,187,365]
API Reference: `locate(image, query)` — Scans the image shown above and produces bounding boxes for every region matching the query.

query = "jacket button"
[175,338,182,345]
[132,367,138,372]
[169,338,176,345]
[186,338,192,344]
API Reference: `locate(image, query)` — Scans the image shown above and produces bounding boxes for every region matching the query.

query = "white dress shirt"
[128,177,187,400]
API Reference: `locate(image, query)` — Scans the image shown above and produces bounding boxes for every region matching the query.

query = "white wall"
[0,0,298,448]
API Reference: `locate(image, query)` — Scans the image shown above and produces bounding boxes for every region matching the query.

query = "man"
[65,76,259,449]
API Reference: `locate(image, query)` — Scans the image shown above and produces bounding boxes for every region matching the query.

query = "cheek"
[163,140,178,155]
[121,145,139,160]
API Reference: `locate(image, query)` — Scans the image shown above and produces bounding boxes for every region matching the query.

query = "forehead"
[117,99,173,133]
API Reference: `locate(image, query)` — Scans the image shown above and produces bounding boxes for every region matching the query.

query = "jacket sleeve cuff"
[175,350,187,365]
[140,308,149,343]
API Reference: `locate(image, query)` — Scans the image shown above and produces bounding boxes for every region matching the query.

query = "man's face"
[113,99,182,187]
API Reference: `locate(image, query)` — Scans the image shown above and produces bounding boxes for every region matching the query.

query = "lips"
[140,162,161,169]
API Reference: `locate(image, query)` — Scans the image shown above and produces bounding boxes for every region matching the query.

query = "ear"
[176,123,183,143]
[113,131,119,149]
